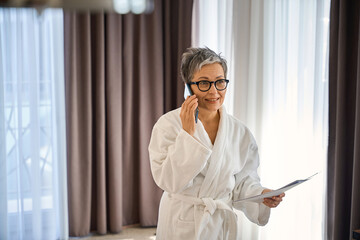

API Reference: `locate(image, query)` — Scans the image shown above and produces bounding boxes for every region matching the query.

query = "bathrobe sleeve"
[232,129,271,226]
[148,115,212,194]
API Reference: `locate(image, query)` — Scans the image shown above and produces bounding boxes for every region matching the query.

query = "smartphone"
[184,84,199,123]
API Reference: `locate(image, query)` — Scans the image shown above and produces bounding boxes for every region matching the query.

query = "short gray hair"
[180,47,228,84]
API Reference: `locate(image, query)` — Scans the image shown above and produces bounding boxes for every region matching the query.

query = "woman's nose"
[208,83,218,93]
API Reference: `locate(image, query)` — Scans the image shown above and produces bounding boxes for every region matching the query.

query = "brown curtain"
[327,0,360,239]
[64,0,193,236]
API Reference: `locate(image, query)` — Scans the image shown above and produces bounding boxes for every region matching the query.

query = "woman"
[148,47,284,240]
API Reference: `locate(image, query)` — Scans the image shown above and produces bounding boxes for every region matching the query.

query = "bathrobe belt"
[172,193,238,240]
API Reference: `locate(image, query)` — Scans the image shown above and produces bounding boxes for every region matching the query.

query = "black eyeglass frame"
[188,79,230,92]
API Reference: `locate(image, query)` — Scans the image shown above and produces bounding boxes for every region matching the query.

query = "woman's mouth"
[205,98,220,103]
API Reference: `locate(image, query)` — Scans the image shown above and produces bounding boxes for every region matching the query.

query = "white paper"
[234,172,319,203]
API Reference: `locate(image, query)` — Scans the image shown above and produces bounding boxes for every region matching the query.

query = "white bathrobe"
[148,106,270,240]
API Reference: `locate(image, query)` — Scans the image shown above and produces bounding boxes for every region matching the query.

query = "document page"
[234,172,319,203]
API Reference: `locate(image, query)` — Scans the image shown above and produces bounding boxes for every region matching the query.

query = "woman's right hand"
[180,95,198,136]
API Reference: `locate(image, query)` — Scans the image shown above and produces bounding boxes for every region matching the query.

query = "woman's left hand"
[261,189,285,208]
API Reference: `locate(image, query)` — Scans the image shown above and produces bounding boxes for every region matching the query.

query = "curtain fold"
[64,0,193,236]
[327,0,360,239]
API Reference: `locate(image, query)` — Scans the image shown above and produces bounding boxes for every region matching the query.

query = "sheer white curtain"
[193,0,330,239]
[259,1,329,239]
[0,8,68,240]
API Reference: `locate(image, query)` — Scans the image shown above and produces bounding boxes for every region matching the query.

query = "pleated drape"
[327,0,360,239]
[64,0,193,236]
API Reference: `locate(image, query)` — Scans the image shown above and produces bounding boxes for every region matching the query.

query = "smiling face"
[190,63,227,114]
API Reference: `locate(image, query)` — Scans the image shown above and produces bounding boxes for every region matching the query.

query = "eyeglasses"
[188,79,229,92]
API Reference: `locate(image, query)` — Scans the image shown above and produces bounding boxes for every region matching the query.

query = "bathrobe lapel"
[198,107,228,198]
[191,107,238,239]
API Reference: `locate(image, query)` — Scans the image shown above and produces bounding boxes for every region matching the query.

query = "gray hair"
[180,47,228,84]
